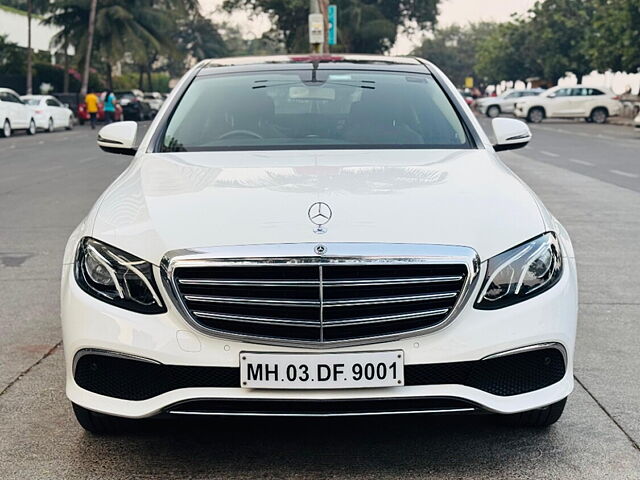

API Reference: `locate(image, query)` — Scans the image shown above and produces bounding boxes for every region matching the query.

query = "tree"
[412,22,498,87]
[222,0,440,53]
[586,0,640,73]
[81,0,97,96]
[475,19,538,84]
[525,0,596,83]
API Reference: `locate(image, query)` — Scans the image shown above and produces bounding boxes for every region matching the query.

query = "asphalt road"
[1,118,639,479]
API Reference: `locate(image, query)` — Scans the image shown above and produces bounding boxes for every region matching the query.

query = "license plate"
[240,351,404,389]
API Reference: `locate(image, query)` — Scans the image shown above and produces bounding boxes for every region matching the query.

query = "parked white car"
[634,112,640,132]
[61,55,577,434]
[0,87,36,137]
[514,85,622,123]
[21,95,75,132]
[475,89,544,118]
[143,91,164,115]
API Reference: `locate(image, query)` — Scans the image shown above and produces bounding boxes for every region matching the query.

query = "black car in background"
[114,89,152,121]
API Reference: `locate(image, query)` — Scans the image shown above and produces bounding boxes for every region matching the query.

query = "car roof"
[0,88,19,95]
[197,54,429,75]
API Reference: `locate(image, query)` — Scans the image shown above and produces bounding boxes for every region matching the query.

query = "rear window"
[23,98,40,105]
[161,70,470,151]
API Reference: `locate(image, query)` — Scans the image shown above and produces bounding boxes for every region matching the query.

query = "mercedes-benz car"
[61,55,577,434]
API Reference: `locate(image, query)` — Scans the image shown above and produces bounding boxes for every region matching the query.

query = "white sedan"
[0,87,36,137]
[514,85,622,123]
[21,95,74,132]
[62,55,577,434]
[475,89,543,118]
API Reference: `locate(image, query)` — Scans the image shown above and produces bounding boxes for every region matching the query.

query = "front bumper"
[61,253,578,419]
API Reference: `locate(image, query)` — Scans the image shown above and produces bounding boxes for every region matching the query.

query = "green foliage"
[111,72,170,91]
[222,0,439,53]
[0,34,26,74]
[475,19,538,84]
[586,0,640,73]
[413,23,498,87]
[475,0,639,85]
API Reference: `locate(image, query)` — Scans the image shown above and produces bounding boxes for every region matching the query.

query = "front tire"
[590,107,608,124]
[27,119,36,135]
[486,105,500,118]
[65,115,74,130]
[497,397,567,427]
[527,107,544,123]
[1,120,10,138]
[72,403,127,435]
[47,117,55,133]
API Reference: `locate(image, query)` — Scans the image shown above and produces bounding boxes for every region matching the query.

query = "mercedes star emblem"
[308,202,332,234]
[314,244,327,255]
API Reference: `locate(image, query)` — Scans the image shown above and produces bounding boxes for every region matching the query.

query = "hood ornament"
[308,202,332,234]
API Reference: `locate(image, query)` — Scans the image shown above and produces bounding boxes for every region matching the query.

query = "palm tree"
[81,0,97,96]
[46,0,182,91]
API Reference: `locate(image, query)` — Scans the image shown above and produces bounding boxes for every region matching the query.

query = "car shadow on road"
[73,413,566,478]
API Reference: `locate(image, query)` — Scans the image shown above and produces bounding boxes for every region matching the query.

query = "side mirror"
[97,121,138,156]
[547,93,556,99]
[492,118,531,152]
[63,103,70,108]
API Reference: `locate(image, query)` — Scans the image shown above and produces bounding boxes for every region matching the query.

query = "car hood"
[92,149,546,265]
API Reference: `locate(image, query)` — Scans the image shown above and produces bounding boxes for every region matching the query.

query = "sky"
[200,0,538,54]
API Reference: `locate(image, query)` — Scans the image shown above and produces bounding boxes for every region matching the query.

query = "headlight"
[75,237,166,314]
[475,233,562,310]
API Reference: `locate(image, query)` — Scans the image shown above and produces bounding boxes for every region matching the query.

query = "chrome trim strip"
[185,295,320,307]
[482,342,567,366]
[323,292,458,307]
[323,308,450,327]
[192,311,318,327]
[161,242,481,348]
[72,348,160,376]
[167,407,477,417]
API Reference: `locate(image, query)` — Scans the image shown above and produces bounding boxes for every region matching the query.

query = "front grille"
[171,262,468,344]
[73,347,566,401]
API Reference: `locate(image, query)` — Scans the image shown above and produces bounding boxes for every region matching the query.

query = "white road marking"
[569,158,594,166]
[540,150,560,158]
[610,169,639,178]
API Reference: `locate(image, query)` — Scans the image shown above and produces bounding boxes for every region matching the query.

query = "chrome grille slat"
[179,278,319,286]
[323,308,450,327]
[192,311,319,327]
[168,248,477,346]
[323,275,464,286]
[323,292,458,307]
[185,294,320,307]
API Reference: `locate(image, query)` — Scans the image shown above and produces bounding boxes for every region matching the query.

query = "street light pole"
[26,0,32,95]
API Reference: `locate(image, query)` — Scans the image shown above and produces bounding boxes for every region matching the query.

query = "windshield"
[161,70,470,151]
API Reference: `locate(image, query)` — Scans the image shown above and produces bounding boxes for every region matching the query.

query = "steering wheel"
[218,129,263,140]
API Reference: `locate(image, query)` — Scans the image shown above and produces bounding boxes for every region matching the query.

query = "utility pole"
[81,0,98,98]
[26,0,32,94]
[309,0,322,53]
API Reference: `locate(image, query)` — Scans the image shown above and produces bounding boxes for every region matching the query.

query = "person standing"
[85,91,99,129]
[103,90,116,124]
